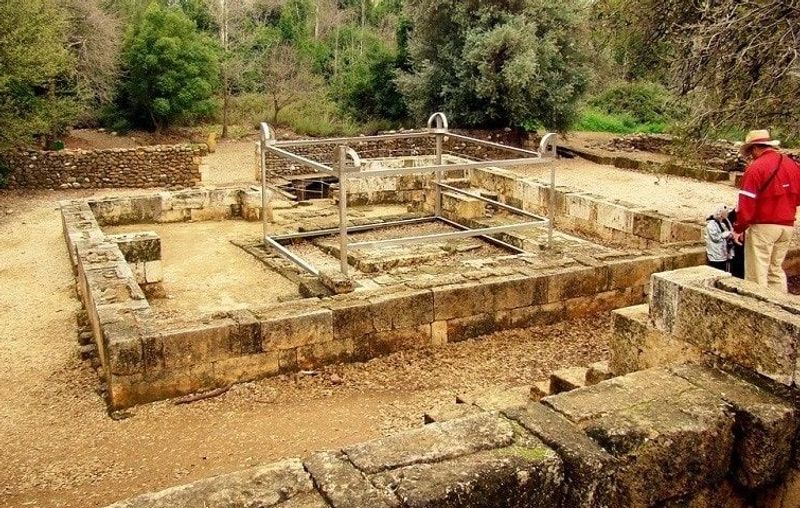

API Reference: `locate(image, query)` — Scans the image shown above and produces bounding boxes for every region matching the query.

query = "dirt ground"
[104,221,299,319]
[0,189,609,508]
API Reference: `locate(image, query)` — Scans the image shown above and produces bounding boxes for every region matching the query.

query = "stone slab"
[304,451,399,508]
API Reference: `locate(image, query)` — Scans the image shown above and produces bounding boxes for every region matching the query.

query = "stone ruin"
[102,266,800,508]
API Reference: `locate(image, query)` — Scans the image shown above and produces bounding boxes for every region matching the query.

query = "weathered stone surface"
[649,266,729,334]
[546,265,609,303]
[304,451,399,507]
[369,324,431,355]
[433,282,494,321]
[673,281,800,386]
[424,403,483,424]
[504,403,616,507]
[257,302,333,351]
[370,289,434,331]
[549,367,588,394]
[369,444,564,508]
[327,296,374,340]
[543,368,696,423]
[104,459,326,508]
[584,388,734,506]
[109,232,161,263]
[757,468,800,508]
[344,413,516,475]
[659,480,748,508]
[586,361,613,385]
[530,381,551,400]
[457,385,532,412]
[670,364,798,489]
[160,319,235,369]
[610,304,703,376]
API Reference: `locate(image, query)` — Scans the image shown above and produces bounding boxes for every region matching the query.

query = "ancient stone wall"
[1,145,206,189]
[471,167,703,248]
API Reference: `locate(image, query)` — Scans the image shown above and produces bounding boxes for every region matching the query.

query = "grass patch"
[576,108,667,134]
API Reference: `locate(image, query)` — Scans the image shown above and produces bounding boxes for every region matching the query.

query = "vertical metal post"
[337,145,349,276]
[548,164,555,249]
[435,133,443,216]
[260,140,268,244]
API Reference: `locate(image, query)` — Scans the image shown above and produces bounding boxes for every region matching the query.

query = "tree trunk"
[273,98,280,124]
[221,71,230,139]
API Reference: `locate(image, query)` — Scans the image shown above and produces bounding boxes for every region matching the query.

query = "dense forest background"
[1,0,799,149]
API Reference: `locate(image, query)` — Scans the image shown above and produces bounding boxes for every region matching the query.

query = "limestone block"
[344,413,516,474]
[582,388,735,506]
[606,255,664,291]
[109,363,217,410]
[674,281,800,386]
[423,403,483,424]
[503,403,616,508]
[105,324,143,376]
[586,361,614,385]
[670,364,798,489]
[549,367,588,394]
[660,480,748,508]
[103,459,327,508]
[190,207,229,221]
[565,193,598,222]
[433,281,495,321]
[369,324,431,356]
[211,351,280,386]
[319,270,356,295]
[441,192,485,220]
[757,468,800,508]
[631,211,664,241]
[458,385,532,412]
[304,451,399,508]
[144,261,163,284]
[446,313,509,342]
[507,303,567,329]
[649,266,730,334]
[546,265,609,303]
[369,289,434,331]
[564,287,645,320]
[223,309,262,356]
[159,320,236,369]
[109,232,161,263]
[431,320,448,346]
[257,301,333,351]
[610,304,703,376]
[596,201,634,233]
[171,189,210,210]
[487,274,549,311]
[369,445,563,508]
[296,338,353,370]
[327,296,374,340]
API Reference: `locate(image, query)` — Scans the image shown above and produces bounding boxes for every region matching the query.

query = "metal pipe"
[436,216,525,254]
[264,236,320,276]
[435,133,443,216]
[348,219,548,249]
[435,182,549,221]
[274,131,430,148]
[355,156,547,178]
[271,217,435,242]
[264,145,336,174]
[337,145,349,276]
[445,132,543,158]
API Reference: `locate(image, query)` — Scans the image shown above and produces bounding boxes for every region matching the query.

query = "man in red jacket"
[733,130,800,292]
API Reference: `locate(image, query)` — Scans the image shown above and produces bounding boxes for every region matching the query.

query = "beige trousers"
[745,224,794,291]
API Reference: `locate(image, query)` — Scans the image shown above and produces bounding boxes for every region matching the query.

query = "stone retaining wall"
[471,167,703,248]
[1,145,205,189]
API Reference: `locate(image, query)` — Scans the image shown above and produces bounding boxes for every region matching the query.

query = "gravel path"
[0,188,609,508]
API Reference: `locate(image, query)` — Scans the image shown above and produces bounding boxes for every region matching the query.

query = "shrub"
[576,108,667,134]
[589,80,675,125]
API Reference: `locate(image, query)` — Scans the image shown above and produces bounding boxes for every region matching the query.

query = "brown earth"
[0,189,609,508]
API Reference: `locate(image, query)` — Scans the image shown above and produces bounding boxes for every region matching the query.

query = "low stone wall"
[104,363,800,508]
[1,145,206,189]
[471,167,703,248]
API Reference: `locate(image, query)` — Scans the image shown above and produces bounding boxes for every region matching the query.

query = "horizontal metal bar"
[354,156,548,178]
[271,217,436,242]
[436,216,525,254]
[348,220,549,249]
[263,236,320,276]
[265,145,335,174]
[274,131,433,148]
[436,183,548,221]
[445,132,543,158]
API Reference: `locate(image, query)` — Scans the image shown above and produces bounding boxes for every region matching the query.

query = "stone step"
[586,361,614,385]
[549,366,589,395]
[423,402,483,424]
[456,385,532,411]
[530,380,551,401]
[78,330,94,346]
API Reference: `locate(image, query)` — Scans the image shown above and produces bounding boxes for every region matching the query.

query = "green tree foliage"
[118,3,220,132]
[590,80,678,125]
[0,0,77,148]
[399,0,590,131]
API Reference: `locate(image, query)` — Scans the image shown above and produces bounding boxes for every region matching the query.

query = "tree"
[119,3,220,132]
[263,44,321,123]
[398,0,590,131]
[0,0,77,148]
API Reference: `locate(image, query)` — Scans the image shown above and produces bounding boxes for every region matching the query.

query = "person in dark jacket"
[726,208,745,279]
[733,130,800,291]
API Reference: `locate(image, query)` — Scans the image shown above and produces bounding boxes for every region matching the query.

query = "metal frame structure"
[259,113,559,278]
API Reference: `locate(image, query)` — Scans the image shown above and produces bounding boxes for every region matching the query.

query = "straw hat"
[736,129,781,155]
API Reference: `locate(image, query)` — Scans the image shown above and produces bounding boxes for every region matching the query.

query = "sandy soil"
[512,157,738,221]
[202,140,261,186]
[104,221,299,319]
[0,189,609,508]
